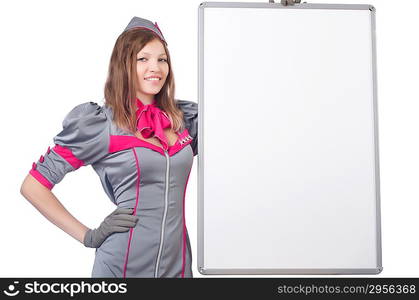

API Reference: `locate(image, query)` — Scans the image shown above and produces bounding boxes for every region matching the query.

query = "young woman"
[20,16,198,278]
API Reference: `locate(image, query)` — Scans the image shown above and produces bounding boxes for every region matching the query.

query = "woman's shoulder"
[175,99,198,119]
[62,101,109,127]
[53,101,110,165]
[175,99,198,156]
[55,101,110,143]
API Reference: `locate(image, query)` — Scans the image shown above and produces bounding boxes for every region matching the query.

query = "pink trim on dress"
[109,128,193,157]
[52,144,85,169]
[181,156,193,278]
[123,148,141,278]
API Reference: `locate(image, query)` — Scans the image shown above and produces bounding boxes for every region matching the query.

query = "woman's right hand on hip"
[83,207,139,248]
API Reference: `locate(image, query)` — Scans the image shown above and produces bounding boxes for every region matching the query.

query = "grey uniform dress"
[28,99,198,278]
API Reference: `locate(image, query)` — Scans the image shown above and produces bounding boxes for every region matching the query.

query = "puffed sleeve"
[29,102,110,190]
[176,99,198,156]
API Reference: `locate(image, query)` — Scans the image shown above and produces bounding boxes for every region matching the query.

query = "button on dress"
[28,99,198,278]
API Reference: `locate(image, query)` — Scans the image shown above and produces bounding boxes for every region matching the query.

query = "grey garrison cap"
[123,16,167,45]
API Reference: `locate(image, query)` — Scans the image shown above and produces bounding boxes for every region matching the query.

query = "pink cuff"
[29,168,54,190]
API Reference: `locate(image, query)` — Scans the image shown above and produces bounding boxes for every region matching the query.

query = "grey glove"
[83,207,139,248]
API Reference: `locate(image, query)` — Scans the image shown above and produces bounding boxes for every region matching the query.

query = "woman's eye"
[137,58,167,62]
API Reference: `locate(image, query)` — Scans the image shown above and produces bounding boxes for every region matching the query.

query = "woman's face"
[136,39,169,104]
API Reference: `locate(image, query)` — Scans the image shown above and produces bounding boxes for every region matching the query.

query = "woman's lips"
[144,78,161,85]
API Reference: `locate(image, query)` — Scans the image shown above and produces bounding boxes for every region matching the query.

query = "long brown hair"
[104,28,185,134]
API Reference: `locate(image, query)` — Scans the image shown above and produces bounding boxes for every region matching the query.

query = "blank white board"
[197,2,382,275]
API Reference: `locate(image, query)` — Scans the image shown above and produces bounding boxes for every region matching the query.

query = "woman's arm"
[20,174,89,244]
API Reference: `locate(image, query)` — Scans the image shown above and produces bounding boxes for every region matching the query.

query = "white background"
[0,0,418,278]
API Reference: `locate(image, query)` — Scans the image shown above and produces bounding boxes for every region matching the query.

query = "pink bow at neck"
[135,98,172,150]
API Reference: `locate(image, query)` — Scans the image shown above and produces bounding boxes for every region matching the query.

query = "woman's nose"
[147,59,161,70]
